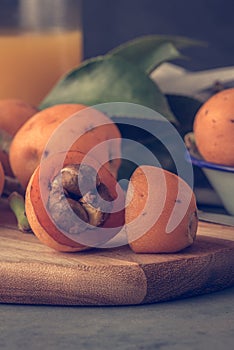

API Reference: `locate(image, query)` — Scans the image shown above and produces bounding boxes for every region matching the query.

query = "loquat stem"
[8,192,31,232]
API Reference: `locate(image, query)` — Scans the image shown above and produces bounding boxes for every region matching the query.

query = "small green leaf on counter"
[0,129,12,154]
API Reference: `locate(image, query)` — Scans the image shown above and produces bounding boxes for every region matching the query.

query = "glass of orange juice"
[0,0,83,106]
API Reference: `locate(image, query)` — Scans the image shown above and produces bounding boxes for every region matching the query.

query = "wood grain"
[0,199,234,305]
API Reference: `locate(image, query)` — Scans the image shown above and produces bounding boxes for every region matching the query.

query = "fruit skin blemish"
[125,166,198,254]
[193,88,234,166]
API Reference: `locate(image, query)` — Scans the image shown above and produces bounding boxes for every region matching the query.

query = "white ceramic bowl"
[188,152,234,215]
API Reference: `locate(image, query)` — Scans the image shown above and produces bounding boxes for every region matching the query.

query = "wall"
[83,0,234,71]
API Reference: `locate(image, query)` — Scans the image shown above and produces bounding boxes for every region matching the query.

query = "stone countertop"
[1,286,234,350]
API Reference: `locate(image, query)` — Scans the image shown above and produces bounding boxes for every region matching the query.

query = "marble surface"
[1,287,234,350]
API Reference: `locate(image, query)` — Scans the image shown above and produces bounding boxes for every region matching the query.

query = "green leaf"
[40,55,176,123]
[110,41,183,75]
[108,35,205,74]
[0,129,12,154]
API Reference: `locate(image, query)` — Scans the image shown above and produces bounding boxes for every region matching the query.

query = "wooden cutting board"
[0,199,234,306]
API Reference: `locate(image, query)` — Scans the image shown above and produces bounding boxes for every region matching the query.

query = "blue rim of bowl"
[185,151,234,173]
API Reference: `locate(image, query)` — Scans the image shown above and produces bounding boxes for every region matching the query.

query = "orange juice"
[0,30,83,106]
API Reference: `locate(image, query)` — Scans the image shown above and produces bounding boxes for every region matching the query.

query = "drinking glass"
[0,0,83,105]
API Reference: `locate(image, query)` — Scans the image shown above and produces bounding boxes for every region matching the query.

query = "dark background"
[83,0,234,71]
[1,0,233,70]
